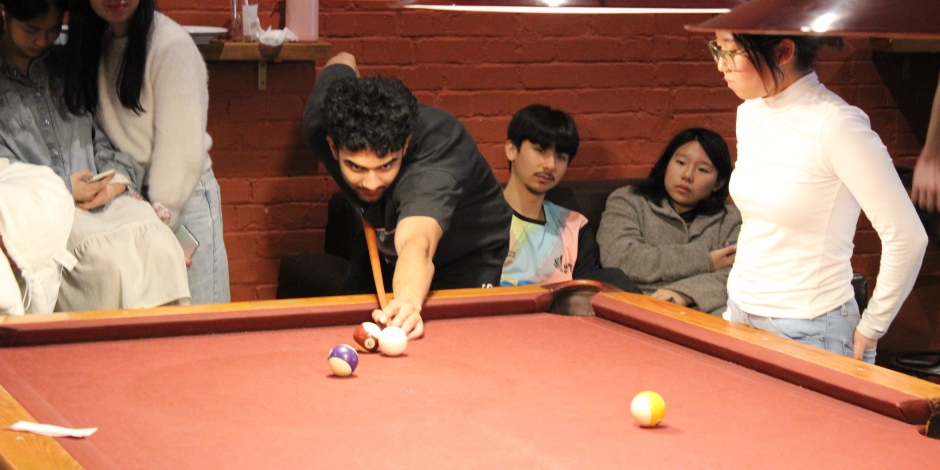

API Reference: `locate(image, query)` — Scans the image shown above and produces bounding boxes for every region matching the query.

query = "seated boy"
[500,104,638,292]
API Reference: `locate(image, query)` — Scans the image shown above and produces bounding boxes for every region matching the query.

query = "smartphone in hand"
[82,169,116,183]
[174,224,200,259]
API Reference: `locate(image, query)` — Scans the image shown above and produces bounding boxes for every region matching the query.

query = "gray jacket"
[597,186,741,315]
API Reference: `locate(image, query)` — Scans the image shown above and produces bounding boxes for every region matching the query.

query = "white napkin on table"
[9,420,97,438]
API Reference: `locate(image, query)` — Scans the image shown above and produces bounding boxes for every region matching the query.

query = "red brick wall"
[158,0,938,309]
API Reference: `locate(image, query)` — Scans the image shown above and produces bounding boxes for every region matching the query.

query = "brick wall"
[158,0,938,313]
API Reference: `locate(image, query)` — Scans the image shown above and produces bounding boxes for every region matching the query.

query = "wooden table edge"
[0,382,83,470]
[599,291,940,401]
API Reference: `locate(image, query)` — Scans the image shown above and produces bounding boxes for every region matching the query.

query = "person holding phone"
[0,0,190,310]
[63,0,229,304]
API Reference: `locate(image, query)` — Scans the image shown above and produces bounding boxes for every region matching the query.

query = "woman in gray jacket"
[597,128,741,315]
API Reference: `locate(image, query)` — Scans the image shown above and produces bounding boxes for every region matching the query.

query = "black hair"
[507,104,579,161]
[732,33,843,90]
[63,0,156,115]
[0,0,67,23]
[634,128,733,216]
[321,75,418,157]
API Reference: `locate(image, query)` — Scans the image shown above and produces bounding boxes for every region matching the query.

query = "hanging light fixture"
[685,0,940,39]
[395,0,742,14]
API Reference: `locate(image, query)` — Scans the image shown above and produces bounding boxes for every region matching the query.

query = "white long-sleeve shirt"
[96,12,213,228]
[728,72,927,340]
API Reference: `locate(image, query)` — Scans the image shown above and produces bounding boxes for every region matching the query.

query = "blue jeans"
[727,298,876,364]
[177,168,230,304]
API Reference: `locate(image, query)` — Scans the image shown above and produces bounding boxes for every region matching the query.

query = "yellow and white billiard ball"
[631,391,666,427]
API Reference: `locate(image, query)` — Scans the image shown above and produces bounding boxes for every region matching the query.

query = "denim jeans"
[177,168,230,304]
[727,298,876,364]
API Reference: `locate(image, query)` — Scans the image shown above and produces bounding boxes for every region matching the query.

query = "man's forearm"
[392,239,435,308]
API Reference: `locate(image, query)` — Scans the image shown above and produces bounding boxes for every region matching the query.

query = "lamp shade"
[396,0,741,14]
[686,0,940,39]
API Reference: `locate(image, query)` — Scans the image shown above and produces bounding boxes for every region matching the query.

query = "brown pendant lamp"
[395,0,743,14]
[685,0,940,39]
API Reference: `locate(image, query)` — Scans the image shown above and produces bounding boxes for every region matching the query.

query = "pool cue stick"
[361,218,389,310]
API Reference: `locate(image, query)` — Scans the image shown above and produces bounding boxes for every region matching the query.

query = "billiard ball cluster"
[327,322,409,377]
[328,325,668,429]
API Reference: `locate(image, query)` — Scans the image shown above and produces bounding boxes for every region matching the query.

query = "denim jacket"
[0,47,144,193]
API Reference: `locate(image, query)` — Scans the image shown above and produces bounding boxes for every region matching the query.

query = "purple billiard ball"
[327,344,359,377]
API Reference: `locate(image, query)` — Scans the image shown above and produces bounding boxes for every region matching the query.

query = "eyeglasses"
[707,40,748,72]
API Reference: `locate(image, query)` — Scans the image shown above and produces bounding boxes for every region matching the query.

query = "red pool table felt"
[0,288,937,469]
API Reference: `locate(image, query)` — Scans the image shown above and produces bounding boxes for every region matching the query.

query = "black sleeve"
[343,228,374,295]
[573,225,600,278]
[579,268,642,294]
[392,107,478,234]
[575,226,642,294]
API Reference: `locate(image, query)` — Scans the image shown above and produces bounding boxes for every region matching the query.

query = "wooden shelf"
[198,41,332,90]
[870,38,940,53]
[198,41,332,62]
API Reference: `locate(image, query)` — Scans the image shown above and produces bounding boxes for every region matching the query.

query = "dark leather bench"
[276,179,643,299]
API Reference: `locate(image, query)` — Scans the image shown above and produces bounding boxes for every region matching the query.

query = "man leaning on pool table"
[301,52,512,340]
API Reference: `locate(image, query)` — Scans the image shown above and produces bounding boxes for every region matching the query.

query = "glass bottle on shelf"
[229,0,260,42]
[229,0,242,41]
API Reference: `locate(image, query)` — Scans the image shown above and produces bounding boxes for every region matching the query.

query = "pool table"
[0,284,938,469]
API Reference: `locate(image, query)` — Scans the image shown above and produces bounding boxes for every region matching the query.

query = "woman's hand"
[709,243,737,272]
[651,289,692,306]
[852,329,877,362]
[911,150,940,212]
[151,202,172,225]
[70,171,113,203]
[77,183,127,210]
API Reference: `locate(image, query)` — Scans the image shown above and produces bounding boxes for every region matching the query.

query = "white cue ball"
[379,326,408,356]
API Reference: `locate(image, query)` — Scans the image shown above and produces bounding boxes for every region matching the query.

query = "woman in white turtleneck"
[709,30,927,363]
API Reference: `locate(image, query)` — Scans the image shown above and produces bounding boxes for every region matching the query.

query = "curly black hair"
[321,76,418,157]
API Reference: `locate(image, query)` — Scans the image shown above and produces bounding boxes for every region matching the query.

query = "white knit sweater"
[728,72,927,340]
[96,12,213,228]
